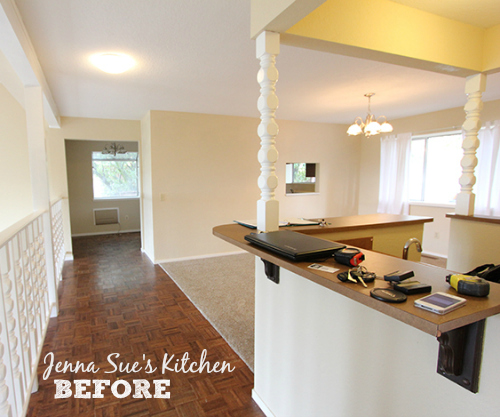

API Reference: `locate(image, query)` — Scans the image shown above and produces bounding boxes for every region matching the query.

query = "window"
[285,163,318,194]
[92,152,139,199]
[409,133,462,205]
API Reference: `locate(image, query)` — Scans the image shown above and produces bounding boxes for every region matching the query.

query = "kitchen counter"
[284,213,433,261]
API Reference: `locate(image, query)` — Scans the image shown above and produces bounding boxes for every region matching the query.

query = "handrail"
[49,195,68,207]
[0,208,47,248]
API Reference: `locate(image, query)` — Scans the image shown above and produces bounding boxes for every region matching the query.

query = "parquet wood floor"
[27,233,264,417]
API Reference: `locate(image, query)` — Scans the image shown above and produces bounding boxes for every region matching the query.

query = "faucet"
[402,237,422,260]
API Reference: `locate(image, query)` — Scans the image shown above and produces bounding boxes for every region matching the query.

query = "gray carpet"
[160,252,256,370]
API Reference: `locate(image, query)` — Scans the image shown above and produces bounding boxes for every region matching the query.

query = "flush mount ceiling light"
[347,93,393,137]
[90,52,135,74]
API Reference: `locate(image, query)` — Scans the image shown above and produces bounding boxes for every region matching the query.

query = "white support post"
[25,86,49,212]
[456,73,486,215]
[256,31,280,232]
[24,86,58,316]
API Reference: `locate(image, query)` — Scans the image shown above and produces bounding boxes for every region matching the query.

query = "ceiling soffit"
[389,0,500,29]
[254,0,500,77]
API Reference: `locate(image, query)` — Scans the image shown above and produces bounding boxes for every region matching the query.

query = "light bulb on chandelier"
[347,93,393,137]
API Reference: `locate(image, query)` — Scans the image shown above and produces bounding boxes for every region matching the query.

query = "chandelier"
[347,93,393,137]
[102,142,127,156]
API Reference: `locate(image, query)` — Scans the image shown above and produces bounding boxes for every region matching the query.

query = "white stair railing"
[0,202,65,417]
[50,199,65,283]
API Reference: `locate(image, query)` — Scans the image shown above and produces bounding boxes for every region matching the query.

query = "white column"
[456,73,486,215]
[24,86,58,316]
[25,86,49,211]
[256,31,280,232]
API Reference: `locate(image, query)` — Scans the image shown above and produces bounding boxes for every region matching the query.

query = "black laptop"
[244,230,345,261]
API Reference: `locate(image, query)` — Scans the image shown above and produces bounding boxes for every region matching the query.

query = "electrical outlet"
[434,232,440,239]
[125,215,129,221]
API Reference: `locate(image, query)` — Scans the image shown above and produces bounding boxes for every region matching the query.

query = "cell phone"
[414,292,466,315]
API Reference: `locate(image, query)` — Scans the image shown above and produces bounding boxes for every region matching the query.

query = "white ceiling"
[12,0,500,125]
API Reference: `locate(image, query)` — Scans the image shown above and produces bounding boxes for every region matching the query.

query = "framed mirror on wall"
[286,162,319,194]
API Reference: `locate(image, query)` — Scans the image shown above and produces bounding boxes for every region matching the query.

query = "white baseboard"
[251,389,275,417]
[156,250,246,264]
[71,229,140,237]
[421,251,447,260]
[141,248,155,264]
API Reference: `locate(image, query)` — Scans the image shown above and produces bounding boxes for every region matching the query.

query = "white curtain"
[377,132,412,215]
[475,120,500,216]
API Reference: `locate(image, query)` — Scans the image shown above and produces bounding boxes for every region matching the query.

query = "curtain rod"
[411,126,462,136]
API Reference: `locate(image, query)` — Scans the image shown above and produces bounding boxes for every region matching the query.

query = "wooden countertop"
[285,213,433,235]
[213,223,500,336]
[446,213,500,225]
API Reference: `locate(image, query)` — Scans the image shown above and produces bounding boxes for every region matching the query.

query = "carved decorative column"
[456,73,486,215]
[256,31,280,232]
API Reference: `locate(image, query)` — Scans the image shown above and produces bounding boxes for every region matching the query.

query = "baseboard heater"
[94,208,119,225]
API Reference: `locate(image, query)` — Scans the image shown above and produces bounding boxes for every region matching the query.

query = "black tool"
[383,270,414,282]
[393,280,431,295]
[334,248,365,267]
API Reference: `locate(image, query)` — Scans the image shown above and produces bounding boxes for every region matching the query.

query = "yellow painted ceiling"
[282,0,500,76]
[389,0,500,29]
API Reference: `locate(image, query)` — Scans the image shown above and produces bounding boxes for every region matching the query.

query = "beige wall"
[447,218,500,271]
[0,83,33,232]
[65,140,140,236]
[142,110,359,262]
[409,204,452,257]
[358,135,381,216]
[276,119,359,219]
[143,111,261,262]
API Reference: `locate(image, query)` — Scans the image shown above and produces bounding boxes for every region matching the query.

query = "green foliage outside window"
[92,152,139,199]
[292,163,314,183]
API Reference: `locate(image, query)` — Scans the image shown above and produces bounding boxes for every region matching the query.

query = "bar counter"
[214,223,500,336]
[213,222,500,416]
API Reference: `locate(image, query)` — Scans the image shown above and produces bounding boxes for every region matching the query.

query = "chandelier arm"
[348,93,391,137]
[354,116,365,127]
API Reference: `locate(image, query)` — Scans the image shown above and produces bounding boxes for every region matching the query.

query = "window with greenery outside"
[286,163,316,184]
[92,152,139,199]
